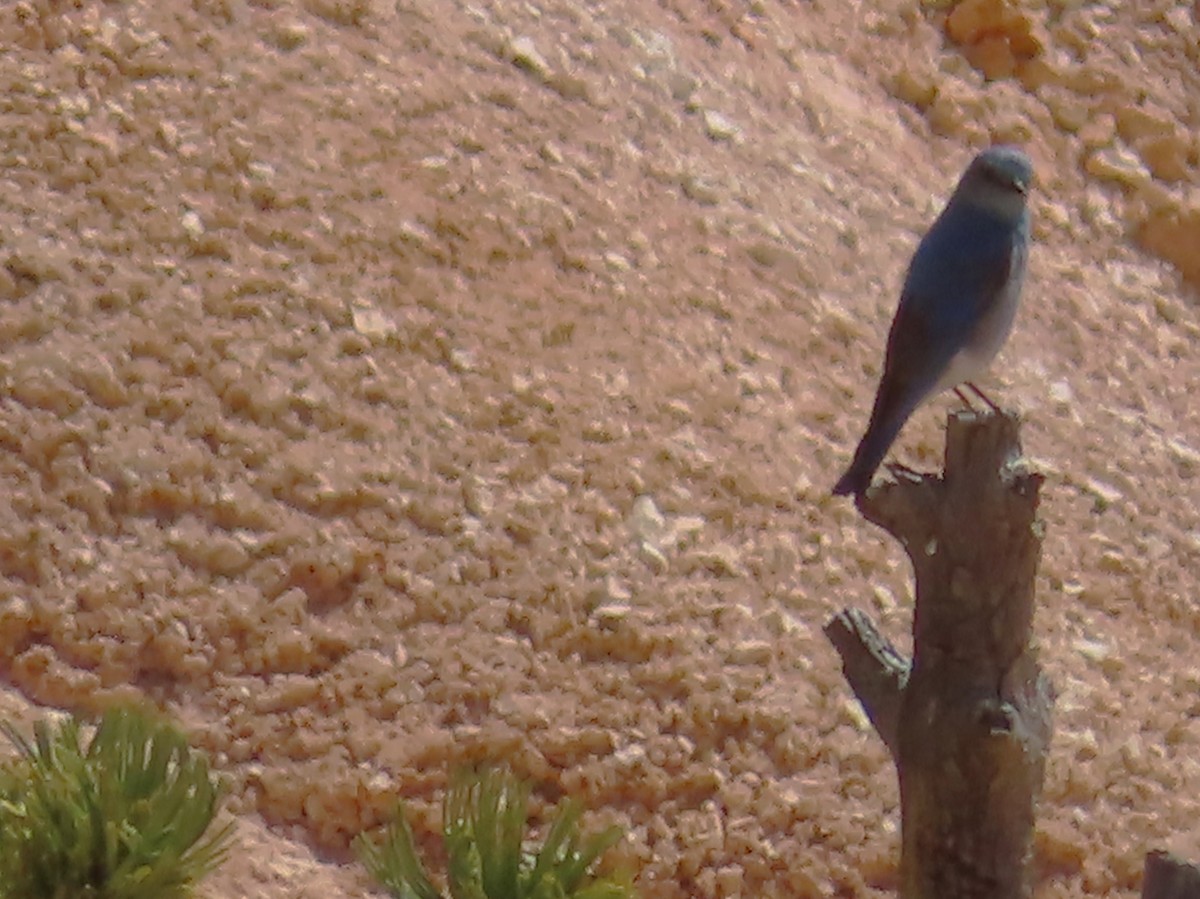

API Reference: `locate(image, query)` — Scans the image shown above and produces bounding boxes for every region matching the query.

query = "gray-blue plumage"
[833,146,1033,499]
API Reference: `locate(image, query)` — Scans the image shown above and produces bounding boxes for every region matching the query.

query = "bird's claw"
[884,461,923,483]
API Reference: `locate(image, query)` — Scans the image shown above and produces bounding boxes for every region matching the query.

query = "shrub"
[0,705,233,899]
[354,767,636,899]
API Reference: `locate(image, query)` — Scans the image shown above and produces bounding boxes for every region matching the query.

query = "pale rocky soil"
[1,0,1199,897]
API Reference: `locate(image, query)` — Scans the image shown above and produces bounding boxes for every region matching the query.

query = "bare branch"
[824,608,907,757]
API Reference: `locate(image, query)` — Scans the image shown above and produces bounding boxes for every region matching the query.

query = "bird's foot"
[884,461,923,483]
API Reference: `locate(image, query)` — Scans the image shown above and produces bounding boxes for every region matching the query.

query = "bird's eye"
[984,165,1023,193]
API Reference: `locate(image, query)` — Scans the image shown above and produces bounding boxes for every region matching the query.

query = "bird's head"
[957,145,1033,221]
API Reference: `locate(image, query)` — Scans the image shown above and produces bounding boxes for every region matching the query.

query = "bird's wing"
[900,208,1020,348]
[834,290,959,497]
[873,285,962,421]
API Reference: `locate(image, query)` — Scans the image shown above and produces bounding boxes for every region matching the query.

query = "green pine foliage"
[355,768,636,899]
[0,705,233,899]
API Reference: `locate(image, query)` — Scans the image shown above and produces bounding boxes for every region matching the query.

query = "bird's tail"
[832,396,917,499]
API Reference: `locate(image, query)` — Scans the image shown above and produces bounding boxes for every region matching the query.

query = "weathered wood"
[827,409,1055,899]
[823,608,906,757]
[1143,851,1200,899]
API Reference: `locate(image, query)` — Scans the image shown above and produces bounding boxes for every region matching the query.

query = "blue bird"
[833,146,1033,499]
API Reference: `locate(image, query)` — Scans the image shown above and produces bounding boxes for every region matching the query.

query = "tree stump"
[826,409,1055,899]
[1142,851,1200,899]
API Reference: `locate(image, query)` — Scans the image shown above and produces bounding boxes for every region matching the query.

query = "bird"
[832,145,1033,500]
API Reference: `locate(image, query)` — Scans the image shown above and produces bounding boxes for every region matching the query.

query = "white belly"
[933,345,994,394]
[931,272,1023,395]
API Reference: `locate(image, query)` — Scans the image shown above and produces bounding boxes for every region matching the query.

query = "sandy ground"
[1,0,1200,896]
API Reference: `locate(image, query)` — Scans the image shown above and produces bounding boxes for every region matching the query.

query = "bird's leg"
[953,386,974,410]
[965,381,1002,413]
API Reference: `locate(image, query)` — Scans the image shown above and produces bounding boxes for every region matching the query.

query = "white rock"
[703,109,740,141]
[509,36,550,80]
